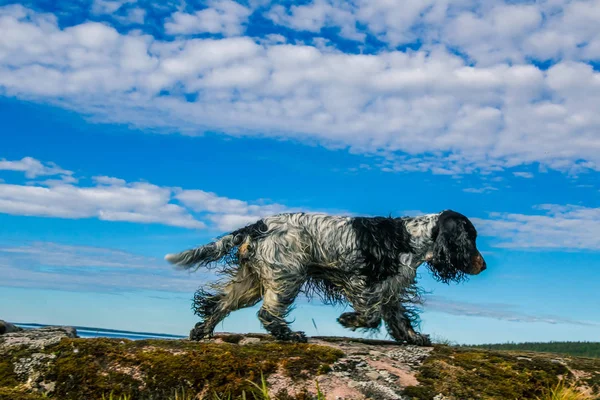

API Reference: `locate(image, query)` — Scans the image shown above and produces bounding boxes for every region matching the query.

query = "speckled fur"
[166,210,485,345]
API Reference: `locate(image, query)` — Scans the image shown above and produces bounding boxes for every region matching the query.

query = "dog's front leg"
[337,311,381,330]
[337,278,383,331]
[382,303,431,346]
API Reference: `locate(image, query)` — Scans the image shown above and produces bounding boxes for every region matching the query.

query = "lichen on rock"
[0,326,77,350]
[0,326,598,400]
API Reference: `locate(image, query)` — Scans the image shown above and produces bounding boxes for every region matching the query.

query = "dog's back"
[252,213,357,267]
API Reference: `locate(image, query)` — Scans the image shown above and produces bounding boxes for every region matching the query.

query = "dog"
[165,210,486,345]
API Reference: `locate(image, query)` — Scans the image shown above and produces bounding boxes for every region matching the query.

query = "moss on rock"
[402,345,599,400]
[2,331,598,400]
[0,387,48,400]
[2,337,342,400]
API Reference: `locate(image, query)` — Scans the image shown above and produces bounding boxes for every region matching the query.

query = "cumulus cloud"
[265,0,600,64]
[1,5,600,175]
[91,0,135,15]
[90,0,145,24]
[176,189,294,231]
[0,180,204,228]
[266,0,365,41]
[6,156,599,254]
[0,156,296,231]
[476,204,600,250]
[0,157,73,178]
[124,8,146,24]
[165,0,251,36]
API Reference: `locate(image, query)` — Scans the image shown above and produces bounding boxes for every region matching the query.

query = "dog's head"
[425,210,486,283]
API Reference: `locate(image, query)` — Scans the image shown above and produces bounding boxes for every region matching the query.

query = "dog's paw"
[338,312,380,330]
[337,312,360,329]
[289,331,308,343]
[274,330,308,343]
[408,332,432,347]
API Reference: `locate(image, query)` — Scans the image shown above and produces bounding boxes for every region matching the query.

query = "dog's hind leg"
[190,266,261,340]
[257,274,306,343]
[382,303,431,346]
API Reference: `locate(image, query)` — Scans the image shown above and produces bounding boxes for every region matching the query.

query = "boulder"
[0,325,78,350]
[0,320,23,335]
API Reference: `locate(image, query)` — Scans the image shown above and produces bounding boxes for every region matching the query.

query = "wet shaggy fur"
[165,210,486,345]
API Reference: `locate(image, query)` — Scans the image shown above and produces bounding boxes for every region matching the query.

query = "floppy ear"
[428,217,471,283]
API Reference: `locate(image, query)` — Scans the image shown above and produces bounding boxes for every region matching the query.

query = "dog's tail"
[164,234,237,271]
[165,221,268,271]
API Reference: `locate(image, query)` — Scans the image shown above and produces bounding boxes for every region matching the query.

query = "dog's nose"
[481,260,487,271]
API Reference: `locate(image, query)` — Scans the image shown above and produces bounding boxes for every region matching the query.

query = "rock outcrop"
[0,320,23,335]
[0,325,598,400]
[0,325,77,349]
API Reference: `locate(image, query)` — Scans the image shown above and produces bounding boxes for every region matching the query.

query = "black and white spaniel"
[165,210,486,345]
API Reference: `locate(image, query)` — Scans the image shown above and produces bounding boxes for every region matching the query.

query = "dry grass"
[536,380,589,400]
[96,376,326,400]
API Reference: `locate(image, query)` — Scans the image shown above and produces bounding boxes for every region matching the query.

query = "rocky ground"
[1,321,599,399]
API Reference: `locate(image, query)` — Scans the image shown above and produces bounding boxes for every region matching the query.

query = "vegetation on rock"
[464,341,600,359]
[402,345,599,400]
[1,335,342,400]
[2,330,599,400]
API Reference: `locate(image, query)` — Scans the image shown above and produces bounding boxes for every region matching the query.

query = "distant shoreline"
[9,323,600,356]
[12,322,186,340]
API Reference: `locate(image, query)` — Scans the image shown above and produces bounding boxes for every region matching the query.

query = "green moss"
[36,337,343,400]
[0,388,47,400]
[560,355,600,395]
[0,357,18,388]
[403,345,572,400]
[4,334,598,400]
[273,388,321,400]
[220,335,244,344]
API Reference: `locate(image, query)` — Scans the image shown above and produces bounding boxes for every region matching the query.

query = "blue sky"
[1,0,599,344]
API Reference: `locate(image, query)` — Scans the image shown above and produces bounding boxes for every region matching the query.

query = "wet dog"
[166,210,486,345]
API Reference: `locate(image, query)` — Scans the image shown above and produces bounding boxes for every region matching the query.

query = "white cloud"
[1,5,600,175]
[0,156,298,231]
[89,0,145,25]
[512,172,534,179]
[0,241,159,269]
[93,176,127,186]
[266,0,365,41]
[175,189,293,231]
[0,157,73,178]
[265,0,600,65]
[425,296,597,326]
[0,241,204,292]
[91,0,137,15]
[476,204,600,250]
[523,0,600,62]
[463,186,498,194]
[116,7,146,25]
[0,180,204,229]
[2,156,600,254]
[165,0,251,36]
[256,33,287,46]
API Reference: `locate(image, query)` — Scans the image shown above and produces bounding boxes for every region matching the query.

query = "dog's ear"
[427,211,473,283]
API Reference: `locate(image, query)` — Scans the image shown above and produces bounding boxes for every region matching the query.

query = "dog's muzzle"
[471,252,486,274]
